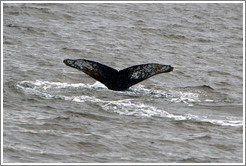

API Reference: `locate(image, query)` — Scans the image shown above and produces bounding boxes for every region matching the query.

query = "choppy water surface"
[3,3,244,163]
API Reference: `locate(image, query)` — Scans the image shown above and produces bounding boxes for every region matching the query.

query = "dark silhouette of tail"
[63,59,173,91]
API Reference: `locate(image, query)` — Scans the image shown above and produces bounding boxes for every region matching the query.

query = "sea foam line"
[19,80,106,90]
[16,80,243,127]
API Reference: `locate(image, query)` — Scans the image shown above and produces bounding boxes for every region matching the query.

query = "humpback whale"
[63,59,173,91]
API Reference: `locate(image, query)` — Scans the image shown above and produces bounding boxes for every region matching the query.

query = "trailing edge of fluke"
[63,59,174,91]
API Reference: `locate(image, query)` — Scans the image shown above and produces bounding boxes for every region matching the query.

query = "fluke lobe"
[63,59,173,91]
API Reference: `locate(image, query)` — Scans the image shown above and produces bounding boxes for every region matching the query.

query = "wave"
[15,80,243,127]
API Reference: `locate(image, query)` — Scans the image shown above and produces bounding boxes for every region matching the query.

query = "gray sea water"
[2,3,244,163]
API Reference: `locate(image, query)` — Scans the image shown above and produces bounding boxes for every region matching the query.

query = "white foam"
[102,100,243,127]
[102,99,170,117]
[181,114,243,127]
[90,81,107,89]
[129,85,202,107]
[206,119,243,127]
[16,80,243,127]
[169,91,201,106]
[19,80,107,90]
[204,99,214,102]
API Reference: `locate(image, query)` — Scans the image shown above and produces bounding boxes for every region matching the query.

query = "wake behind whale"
[63,59,174,91]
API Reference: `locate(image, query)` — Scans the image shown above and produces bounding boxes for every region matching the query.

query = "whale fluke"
[63,59,173,91]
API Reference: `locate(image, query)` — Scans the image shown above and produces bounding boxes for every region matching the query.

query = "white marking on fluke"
[63,59,174,91]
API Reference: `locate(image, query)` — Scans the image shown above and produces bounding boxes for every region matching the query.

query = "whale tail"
[63,59,173,91]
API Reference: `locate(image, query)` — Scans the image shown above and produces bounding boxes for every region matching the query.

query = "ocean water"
[2,3,244,163]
